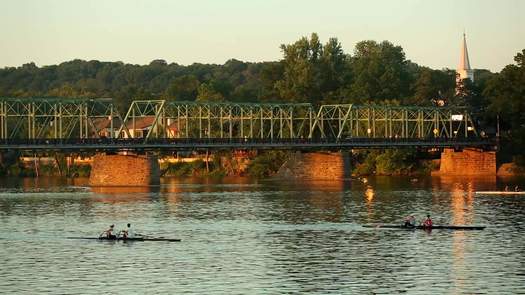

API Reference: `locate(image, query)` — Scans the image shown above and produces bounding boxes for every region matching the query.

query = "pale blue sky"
[0,0,523,71]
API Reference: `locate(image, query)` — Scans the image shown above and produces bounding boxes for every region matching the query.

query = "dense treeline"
[0,33,485,108]
[0,33,523,168]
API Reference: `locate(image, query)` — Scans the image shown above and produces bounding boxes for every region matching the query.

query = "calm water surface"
[0,176,524,294]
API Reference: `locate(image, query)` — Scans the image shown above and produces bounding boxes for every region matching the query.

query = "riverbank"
[1,150,523,179]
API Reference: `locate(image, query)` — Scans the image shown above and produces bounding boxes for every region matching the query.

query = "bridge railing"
[0,137,497,151]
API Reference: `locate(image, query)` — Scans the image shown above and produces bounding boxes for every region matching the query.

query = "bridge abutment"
[276,151,351,179]
[89,153,160,186]
[436,148,496,176]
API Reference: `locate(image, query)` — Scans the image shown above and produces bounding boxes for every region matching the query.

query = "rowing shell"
[68,237,181,242]
[475,191,525,195]
[363,224,486,230]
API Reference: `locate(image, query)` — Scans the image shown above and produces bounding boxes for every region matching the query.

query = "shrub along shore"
[0,150,443,178]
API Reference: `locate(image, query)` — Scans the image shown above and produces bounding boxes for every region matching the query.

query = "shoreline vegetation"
[2,150,522,179]
[0,34,523,174]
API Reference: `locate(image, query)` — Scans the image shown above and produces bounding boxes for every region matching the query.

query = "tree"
[483,49,525,164]
[275,33,347,103]
[345,40,411,103]
[410,68,455,105]
[164,75,199,101]
[196,83,224,102]
[514,49,525,67]
[258,62,284,102]
[48,83,78,97]
[484,58,525,131]
[318,38,348,102]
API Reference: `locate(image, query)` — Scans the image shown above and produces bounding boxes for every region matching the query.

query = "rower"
[121,223,134,239]
[423,215,433,227]
[103,224,117,239]
[404,215,416,227]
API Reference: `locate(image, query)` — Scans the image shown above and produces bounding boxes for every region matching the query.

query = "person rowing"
[101,224,117,239]
[120,223,134,239]
[422,214,433,228]
[120,223,145,239]
[403,215,417,227]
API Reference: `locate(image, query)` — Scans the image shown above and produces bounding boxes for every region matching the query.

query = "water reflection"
[448,181,470,291]
[432,175,497,192]
[91,186,159,195]
[0,176,524,293]
[365,186,375,203]
[364,185,375,220]
[449,182,475,225]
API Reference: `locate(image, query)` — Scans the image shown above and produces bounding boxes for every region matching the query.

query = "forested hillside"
[0,34,481,108]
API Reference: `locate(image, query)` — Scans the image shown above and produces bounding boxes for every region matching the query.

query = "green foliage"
[275,33,347,103]
[409,68,455,105]
[0,159,91,177]
[420,160,440,174]
[247,151,289,178]
[344,40,411,103]
[164,161,203,176]
[196,83,225,102]
[0,33,471,109]
[483,49,525,161]
[352,149,417,176]
[164,162,193,177]
[514,49,525,67]
[375,150,415,175]
[163,159,224,177]
[352,151,377,175]
[68,164,91,177]
[0,59,281,108]
[484,60,525,132]
[7,163,25,176]
[164,75,199,101]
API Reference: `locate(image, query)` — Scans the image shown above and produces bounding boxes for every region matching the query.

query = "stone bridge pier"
[276,151,352,179]
[89,153,160,186]
[437,148,496,175]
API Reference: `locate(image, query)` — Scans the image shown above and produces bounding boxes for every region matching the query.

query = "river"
[0,176,524,294]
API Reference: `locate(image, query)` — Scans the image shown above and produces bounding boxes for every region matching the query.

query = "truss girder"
[0,98,121,140]
[117,101,315,140]
[0,98,480,142]
[310,104,478,140]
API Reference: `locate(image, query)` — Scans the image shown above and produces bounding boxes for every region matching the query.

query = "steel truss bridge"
[0,97,495,151]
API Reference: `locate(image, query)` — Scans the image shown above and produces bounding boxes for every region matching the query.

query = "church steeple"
[457,33,474,82]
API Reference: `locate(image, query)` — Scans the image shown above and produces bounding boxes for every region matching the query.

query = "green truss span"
[0,98,481,141]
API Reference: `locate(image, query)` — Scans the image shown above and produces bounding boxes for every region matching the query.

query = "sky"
[0,0,523,72]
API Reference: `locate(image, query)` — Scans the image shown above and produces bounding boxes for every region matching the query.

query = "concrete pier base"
[89,154,160,186]
[276,151,351,179]
[437,148,496,176]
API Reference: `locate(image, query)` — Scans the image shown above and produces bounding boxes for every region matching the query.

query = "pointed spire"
[456,33,474,83]
[459,33,471,70]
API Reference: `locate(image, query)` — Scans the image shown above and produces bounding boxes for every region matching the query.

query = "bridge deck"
[0,138,496,152]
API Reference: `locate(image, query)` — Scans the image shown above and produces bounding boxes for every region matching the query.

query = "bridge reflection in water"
[448,178,476,293]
